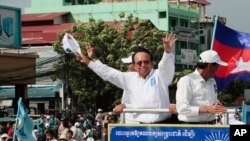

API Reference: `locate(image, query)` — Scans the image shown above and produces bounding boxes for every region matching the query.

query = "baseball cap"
[1,133,8,138]
[121,55,132,64]
[98,108,103,112]
[75,122,80,127]
[199,50,228,66]
[45,123,50,128]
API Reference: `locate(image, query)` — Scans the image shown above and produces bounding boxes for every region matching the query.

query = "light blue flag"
[14,98,36,141]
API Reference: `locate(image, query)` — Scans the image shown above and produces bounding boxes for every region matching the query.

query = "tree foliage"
[52,14,166,113]
[218,80,250,106]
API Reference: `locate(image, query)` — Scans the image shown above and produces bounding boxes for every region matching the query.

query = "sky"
[0,0,250,32]
[0,0,31,11]
[206,0,250,32]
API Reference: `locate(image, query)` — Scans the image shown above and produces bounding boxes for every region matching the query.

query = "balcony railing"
[119,108,237,125]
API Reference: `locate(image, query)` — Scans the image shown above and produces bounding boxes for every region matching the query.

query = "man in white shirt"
[76,33,177,123]
[68,119,79,140]
[176,50,227,124]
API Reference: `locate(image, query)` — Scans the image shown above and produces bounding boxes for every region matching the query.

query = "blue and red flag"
[212,21,250,91]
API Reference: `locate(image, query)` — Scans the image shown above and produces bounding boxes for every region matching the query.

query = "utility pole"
[63,53,72,117]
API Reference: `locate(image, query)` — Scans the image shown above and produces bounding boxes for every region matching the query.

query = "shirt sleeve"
[88,60,124,89]
[176,76,199,116]
[157,52,175,86]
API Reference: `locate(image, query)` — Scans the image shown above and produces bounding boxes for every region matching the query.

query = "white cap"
[1,133,8,138]
[98,108,103,112]
[46,115,50,119]
[199,50,228,66]
[121,55,132,64]
[45,123,50,128]
[75,122,80,127]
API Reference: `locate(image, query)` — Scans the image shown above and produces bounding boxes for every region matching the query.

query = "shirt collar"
[136,68,154,79]
[194,69,214,82]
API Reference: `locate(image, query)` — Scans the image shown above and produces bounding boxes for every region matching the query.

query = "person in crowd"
[83,124,95,141]
[59,120,70,140]
[37,134,46,141]
[176,50,227,124]
[76,32,177,124]
[49,113,59,133]
[67,130,76,141]
[32,125,39,140]
[74,122,83,141]
[45,129,57,141]
[6,122,13,139]
[95,108,103,139]
[101,122,108,141]
[37,113,46,135]
[68,118,78,140]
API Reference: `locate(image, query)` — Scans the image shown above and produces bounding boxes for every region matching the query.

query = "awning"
[22,12,70,22]
[0,85,60,100]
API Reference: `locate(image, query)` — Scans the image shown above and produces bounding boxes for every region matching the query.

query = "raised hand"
[85,43,96,61]
[163,32,177,53]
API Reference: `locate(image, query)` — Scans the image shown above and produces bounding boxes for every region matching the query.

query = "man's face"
[204,63,219,79]
[133,52,152,78]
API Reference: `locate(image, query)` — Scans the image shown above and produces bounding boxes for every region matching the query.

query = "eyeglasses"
[135,60,150,66]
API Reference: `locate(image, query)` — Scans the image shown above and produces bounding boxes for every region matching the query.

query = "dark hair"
[132,47,153,63]
[37,134,46,141]
[67,130,74,135]
[196,62,209,69]
[196,62,218,69]
[68,118,75,125]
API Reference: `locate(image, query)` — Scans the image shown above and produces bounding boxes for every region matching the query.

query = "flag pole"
[13,98,21,141]
[210,15,219,50]
[241,101,246,123]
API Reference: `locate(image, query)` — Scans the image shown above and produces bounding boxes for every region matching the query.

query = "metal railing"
[120,108,236,125]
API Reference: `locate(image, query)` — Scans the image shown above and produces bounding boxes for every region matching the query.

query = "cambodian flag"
[213,21,250,91]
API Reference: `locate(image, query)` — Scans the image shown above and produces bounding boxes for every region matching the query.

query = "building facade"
[24,0,201,69]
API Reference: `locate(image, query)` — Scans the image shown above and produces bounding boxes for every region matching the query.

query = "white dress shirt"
[176,69,219,122]
[121,90,137,123]
[88,52,175,123]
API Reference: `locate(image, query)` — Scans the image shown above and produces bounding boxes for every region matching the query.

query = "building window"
[78,0,84,5]
[200,36,205,44]
[159,11,167,18]
[180,19,188,27]
[169,16,177,31]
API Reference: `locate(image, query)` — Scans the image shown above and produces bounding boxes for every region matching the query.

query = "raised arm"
[75,44,125,89]
[163,32,177,53]
[158,32,177,85]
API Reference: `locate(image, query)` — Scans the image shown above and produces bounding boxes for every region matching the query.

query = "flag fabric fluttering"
[13,98,36,141]
[212,20,250,91]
